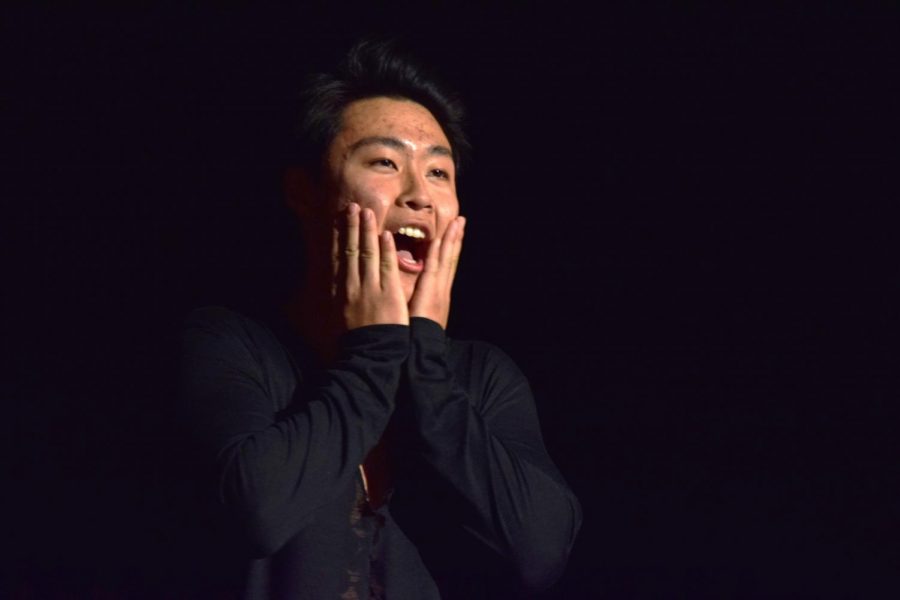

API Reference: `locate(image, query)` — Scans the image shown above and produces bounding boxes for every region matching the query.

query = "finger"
[359,207,380,287]
[421,235,442,274]
[331,216,342,298]
[343,203,361,293]
[379,231,402,292]
[437,218,460,277]
[409,234,440,304]
[448,216,465,282]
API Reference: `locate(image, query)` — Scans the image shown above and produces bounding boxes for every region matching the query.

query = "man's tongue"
[397,249,416,264]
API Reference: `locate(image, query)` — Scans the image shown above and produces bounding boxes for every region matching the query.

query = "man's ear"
[284,166,325,217]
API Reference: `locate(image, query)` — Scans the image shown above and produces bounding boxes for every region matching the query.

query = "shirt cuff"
[338,323,410,359]
[410,317,447,343]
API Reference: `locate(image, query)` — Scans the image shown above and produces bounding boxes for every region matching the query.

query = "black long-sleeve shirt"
[180,306,581,599]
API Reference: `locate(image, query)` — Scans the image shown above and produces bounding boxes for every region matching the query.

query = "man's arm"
[179,204,411,557]
[401,214,580,591]
[393,317,582,593]
[180,308,408,557]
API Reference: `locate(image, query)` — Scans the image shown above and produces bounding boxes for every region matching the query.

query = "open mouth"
[392,226,429,272]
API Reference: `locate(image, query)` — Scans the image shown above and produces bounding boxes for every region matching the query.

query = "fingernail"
[348,203,358,215]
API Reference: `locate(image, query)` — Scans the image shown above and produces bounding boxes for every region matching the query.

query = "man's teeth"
[396,226,426,239]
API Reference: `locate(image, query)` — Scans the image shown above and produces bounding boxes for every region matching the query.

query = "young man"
[180,41,581,599]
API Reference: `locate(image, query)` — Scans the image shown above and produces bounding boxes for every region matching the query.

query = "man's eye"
[371,158,397,169]
[430,168,450,180]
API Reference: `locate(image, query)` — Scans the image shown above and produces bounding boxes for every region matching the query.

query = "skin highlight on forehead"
[348,136,452,158]
[331,97,452,165]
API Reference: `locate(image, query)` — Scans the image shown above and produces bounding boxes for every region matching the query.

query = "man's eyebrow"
[348,136,452,159]
[427,145,453,158]
[348,136,407,153]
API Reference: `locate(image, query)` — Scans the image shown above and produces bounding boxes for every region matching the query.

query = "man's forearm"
[395,317,582,591]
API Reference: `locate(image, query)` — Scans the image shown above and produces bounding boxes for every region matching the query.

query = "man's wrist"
[338,323,410,358]
[409,316,446,340]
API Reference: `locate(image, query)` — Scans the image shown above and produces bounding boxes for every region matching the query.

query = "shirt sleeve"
[179,308,408,557]
[395,317,583,592]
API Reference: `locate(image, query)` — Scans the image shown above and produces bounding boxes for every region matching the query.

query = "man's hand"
[333,203,409,330]
[409,216,466,329]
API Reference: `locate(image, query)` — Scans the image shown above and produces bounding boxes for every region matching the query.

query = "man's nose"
[396,171,433,211]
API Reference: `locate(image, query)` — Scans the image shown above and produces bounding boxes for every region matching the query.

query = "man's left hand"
[409,216,466,329]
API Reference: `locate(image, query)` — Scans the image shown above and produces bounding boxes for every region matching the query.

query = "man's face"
[323,96,460,301]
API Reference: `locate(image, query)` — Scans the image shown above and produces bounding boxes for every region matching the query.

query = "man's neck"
[284,271,340,366]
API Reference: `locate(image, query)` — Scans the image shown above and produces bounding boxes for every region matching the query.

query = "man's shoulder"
[185,305,258,335]
[446,336,527,389]
[447,334,518,365]
[184,305,241,326]
[182,306,283,356]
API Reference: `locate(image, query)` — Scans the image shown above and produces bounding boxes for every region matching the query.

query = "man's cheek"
[347,185,390,225]
[436,201,460,224]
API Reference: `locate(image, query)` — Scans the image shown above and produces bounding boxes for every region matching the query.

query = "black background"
[5,5,898,597]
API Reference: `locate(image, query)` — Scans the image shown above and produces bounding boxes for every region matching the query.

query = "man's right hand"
[333,203,409,330]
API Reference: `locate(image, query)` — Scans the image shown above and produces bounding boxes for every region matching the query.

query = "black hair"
[289,39,470,177]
